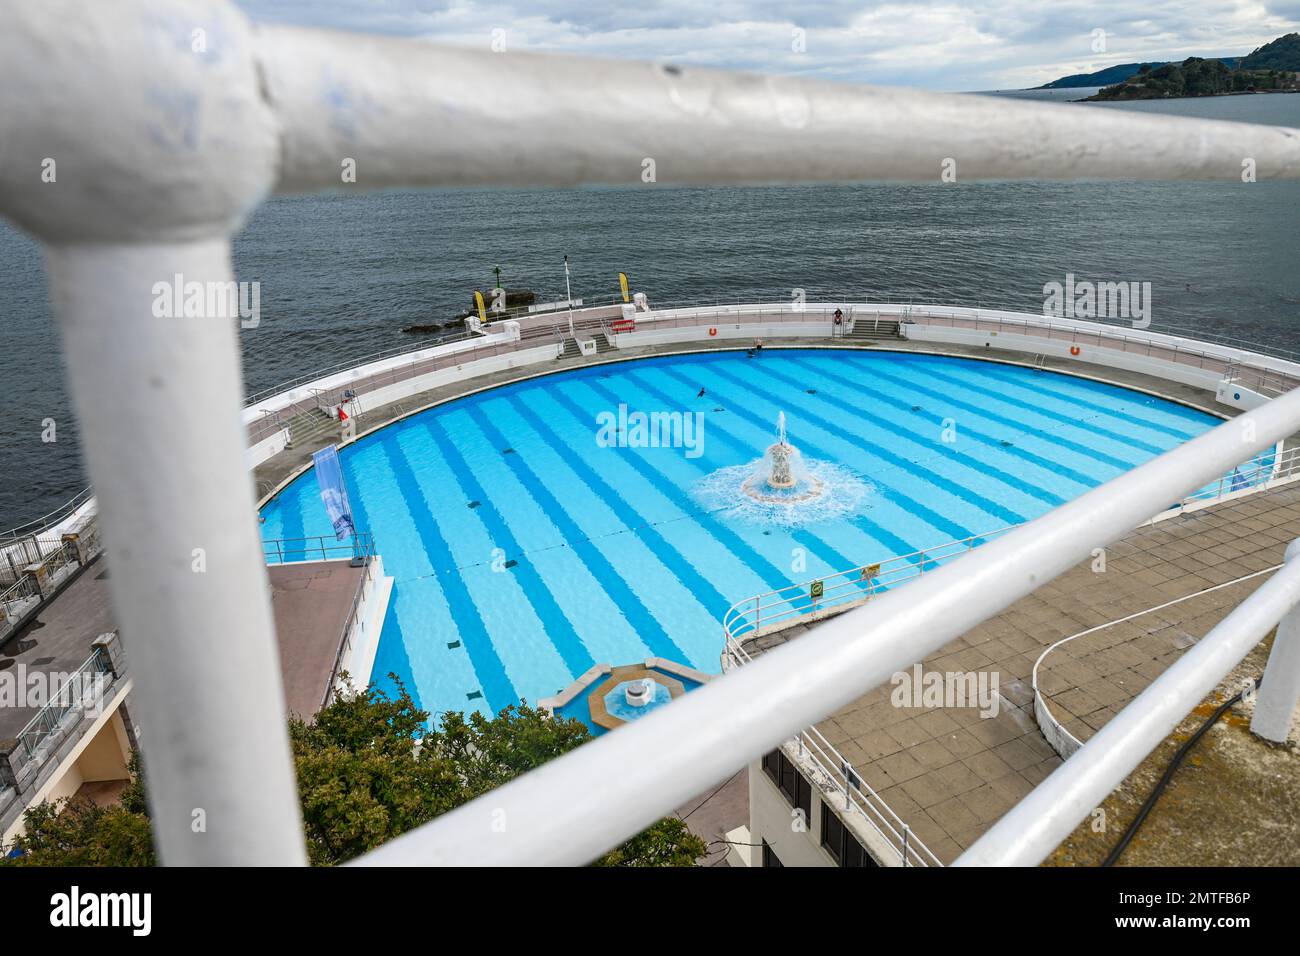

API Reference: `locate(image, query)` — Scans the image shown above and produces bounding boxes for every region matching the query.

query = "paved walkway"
[267,560,368,719]
[0,555,363,736]
[1038,489,1300,744]
[744,483,1300,864]
[0,559,115,740]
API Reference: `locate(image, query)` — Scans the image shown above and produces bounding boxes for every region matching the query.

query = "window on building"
[761,747,811,827]
[820,799,879,867]
[761,839,784,868]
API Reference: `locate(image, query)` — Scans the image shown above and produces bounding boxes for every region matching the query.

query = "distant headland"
[1034,33,1300,100]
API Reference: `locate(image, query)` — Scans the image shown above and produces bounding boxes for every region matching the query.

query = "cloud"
[233,0,1300,90]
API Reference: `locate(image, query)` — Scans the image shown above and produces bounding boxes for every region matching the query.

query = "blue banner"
[312,445,356,541]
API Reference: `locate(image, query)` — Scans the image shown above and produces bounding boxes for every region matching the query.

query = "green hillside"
[1239,33,1300,70]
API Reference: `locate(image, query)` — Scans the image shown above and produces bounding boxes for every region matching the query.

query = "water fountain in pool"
[742,411,824,503]
[694,411,872,527]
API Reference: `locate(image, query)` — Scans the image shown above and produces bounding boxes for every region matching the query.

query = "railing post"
[1251,539,1300,743]
[42,238,306,866]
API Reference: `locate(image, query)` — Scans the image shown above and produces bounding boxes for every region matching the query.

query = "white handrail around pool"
[723,635,944,866]
[721,442,1300,653]
[959,545,1300,866]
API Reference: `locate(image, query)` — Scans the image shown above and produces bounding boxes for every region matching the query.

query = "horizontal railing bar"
[725,638,943,865]
[958,547,1300,866]
[724,442,1298,642]
[353,386,1300,866]
[260,30,1300,192]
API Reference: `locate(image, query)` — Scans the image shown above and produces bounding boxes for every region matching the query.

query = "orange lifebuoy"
[708,327,717,337]
[1069,345,1081,356]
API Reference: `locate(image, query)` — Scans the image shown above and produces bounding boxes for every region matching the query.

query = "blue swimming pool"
[258,349,1249,722]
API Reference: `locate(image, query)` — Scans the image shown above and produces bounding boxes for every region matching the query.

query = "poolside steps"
[845,318,902,340]
[558,333,616,359]
[285,408,336,448]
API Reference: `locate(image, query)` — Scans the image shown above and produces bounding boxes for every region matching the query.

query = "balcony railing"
[15,646,115,759]
[724,639,943,866]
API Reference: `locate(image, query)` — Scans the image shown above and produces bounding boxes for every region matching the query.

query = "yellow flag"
[618,272,630,303]
[474,290,487,322]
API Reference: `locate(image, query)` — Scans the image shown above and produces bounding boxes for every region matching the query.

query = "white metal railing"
[1161,441,1300,514]
[14,645,115,759]
[261,533,376,566]
[0,486,95,543]
[898,308,1300,396]
[725,640,942,866]
[960,543,1300,866]
[1030,564,1285,759]
[0,538,87,645]
[4,1,1300,867]
[723,526,1015,647]
[618,300,1300,397]
[723,445,1300,651]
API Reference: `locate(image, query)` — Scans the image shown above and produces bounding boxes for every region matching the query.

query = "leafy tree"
[4,682,707,867]
[1091,55,1297,100]
[4,752,155,867]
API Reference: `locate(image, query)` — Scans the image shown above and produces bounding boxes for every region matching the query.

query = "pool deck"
[0,559,116,742]
[739,482,1300,865]
[0,557,363,736]
[268,560,368,720]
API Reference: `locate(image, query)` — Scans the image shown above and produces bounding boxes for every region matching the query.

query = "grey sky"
[233,1,1300,90]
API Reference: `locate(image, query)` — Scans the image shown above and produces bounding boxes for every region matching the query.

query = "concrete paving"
[0,560,115,740]
[267,560,367,720]
[676,769,750,867]
[742,484,1300,865]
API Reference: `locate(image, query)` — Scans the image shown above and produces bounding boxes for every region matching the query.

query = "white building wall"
[747,761,836,867]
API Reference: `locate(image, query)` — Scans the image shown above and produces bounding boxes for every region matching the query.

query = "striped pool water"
[258,349,1253,722]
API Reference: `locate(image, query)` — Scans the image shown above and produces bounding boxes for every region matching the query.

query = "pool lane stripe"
[340,449,427,713]
[912,358,1192,450]
[275,487,307,562]
[610,371,919,571]
[507,393,767,624]
[376,432,517,713]
[654,362,997,537]
[820,356,1140,475]
[420,415,597,679]
[571,376,868,574]
[778,353,1114,487]
[465,404,695,665]
[739,358,1067,508]
[973,359,1207,438]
